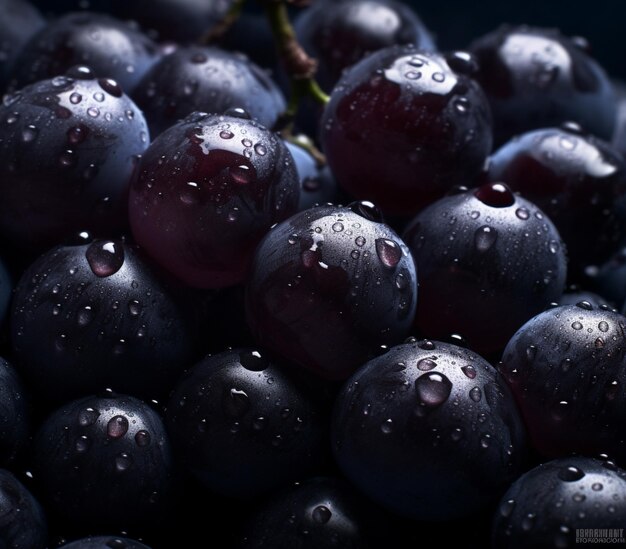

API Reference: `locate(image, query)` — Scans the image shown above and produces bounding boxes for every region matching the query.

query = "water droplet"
[224,388,250,417]
[135,430,151,447]
[605,380,619,401]
[549,240,560,254]
[474,226,497,252]
[515,207,530,220]
[77,306,94,326]
[98,78,122,97]
[69,92,82,104]
[595,337,605,348]
[93,92,105,102]
[469,387,482,402]
[521,513,536,531]
[78,407,99,426]
[115,452,133,472]
[312,505,332,524]
[86,240,124,277]
[239,350,268,371]
[576,301,593,310]
[128,300,141,316]
[405,70,421,80]
[75,435,90,453]
[474,183,515,207]
[21,125,38,142]
[432,72,445,82]
[87,107,100,118]
[395,272,408,290]
[451,427,463,441]
[375,238,401,268]
[381,419,394,434]
[418,340,436,350]
[571,322,583,330]
[480,434,492,448]
[348,201,383,222]
[254,143,267,156]
[417,358,436,371]
[355,236,366,247]
[558,466,585,481]
[229,164,254,185]
[500,499,515,517]
[415,372,452,407]
[220,130,234,139]
[461,365,477,379]
[107,416,129,438]
[572,493,586,503]
[598,321,609,333]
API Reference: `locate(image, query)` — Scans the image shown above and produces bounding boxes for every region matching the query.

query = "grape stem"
[263,0,330,128]
[200,0,247,43]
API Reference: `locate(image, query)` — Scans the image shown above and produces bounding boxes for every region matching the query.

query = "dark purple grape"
[32,393,173,530]
[403,182,567,356]
[0,357,30,466]
[132,46,285,138]
[128,112,299,289]
[469,25,616,144]
[332,340,526,520]
[0,74,149,252]
[59,536,152,548]
[321,46,492,216]
[0,0,44,93]
[9,12,158,94]
[239,478,369,549]
[492,457,626,548]
[112,0,236,43]
[165,348,325,499]
[294,0,435,92]
[284,142,338,211]
[245,203,417,380]
[499,303,626,462]
[0,469,47,548]
[10,240,199,404]
[486,126,626,275]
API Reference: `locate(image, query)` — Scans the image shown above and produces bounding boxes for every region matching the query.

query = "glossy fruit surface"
[321,47,492,216]
[166,348,325,499]
[500,302,626,462]
[492,456,626,548]
[129,112,299,289]
[240,478,369,549]
[332,340,526,520]
[294,0,435,92]
[11,240,199,404]
[487,125,626,274]
[32,393,173,530]
[0,73,149,252]
[10,12,158,93]
[0,468,47,548]
[246,203,418,379]
[470,25,616,144]
[132,46,285,138]
[403,182,567,355]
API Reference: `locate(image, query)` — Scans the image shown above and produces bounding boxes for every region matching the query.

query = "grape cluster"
[0,0,625,547]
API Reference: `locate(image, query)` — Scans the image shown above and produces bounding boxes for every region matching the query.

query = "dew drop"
[220,130,234,139]
[469,387,482,402]
[223,388,250,417]
[135,430,151,447]
[87,107,100,118]
[515,207,530,220]
[375,238,401,268]
[558,466,585,481]
[461,365,477,379]
[254,143,267,156]
[98,78,122,97]
[78,407,99,427]
[107,416,129,438]
[332,222,344,232]
[474,226,498,252]
[86,240,124,277]
[500,499,515,517]
[355,236,366,247]
[598,321,609,333]
[571,322,583,330]
[21,125,38,142]
[239,350,268,371]
[115,452,133,472]
[474,183,515,207]
[312,505,332,524]
[77,306,94,326]
[381,419,394,434]
[75,435,90,453]
[417,358,436,371]
[415,372,452,407]
[69,92,82,104]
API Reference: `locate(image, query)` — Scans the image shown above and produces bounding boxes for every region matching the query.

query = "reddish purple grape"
[470,25,616,144]
[403,182,567,355]
[9,12,158,94]
[245,203,417,380]
[487,125,626,274]
[321,46,492,216]
[132,46,285,138]
[499,303,626,462]
[129,112,299,289]
[0,72,149,252]
[294,0,435,92]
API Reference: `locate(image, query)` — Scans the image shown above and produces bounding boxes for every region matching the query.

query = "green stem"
[264,0,329,128]
[199,0,247,44]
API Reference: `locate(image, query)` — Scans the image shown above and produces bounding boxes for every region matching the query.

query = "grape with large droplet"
[403,182,567,355]
[332,340,526,520]
[10,240,199,404]
[129,112,299,288]
[245,203,418,379]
